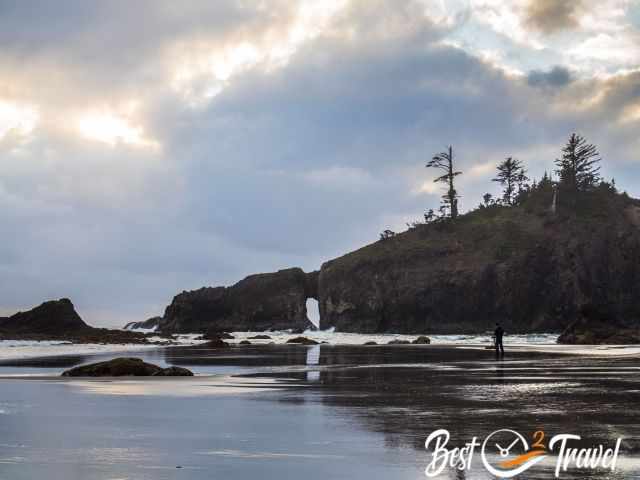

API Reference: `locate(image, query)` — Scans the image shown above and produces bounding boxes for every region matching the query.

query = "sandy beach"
[0,341,638,479]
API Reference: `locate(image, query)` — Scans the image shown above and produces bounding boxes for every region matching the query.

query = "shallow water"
[0,343,639,479]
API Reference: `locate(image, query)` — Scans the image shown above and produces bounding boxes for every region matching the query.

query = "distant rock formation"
[124,316,161,331]
[61,358,193,376]
[139,189,640,338]
[157,268,316,333]
[0,298,90,336]
[0,299,153,344]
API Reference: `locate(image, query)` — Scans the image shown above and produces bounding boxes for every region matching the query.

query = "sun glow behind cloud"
[171,0,348,105]
[76,109,159,150]
[0,100,39,140]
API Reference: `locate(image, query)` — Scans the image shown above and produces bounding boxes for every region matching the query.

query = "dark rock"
[124,316,161,331]
[0,299,152,344]
[318,192,640,334]
[202,338,230,348]
[158,268,315,333]
[239,340,252,345]
[0,299,90,336]
[412,336,431,344]
[153,366,194,376]
[68,328,150,344]
[248,334,271,340]
[62,358,164,377]
[203,330,234,340]
[363,341,378,345]
[387,339,411,345]
[304,270,320,300]
[558,304,640,344]
[286,336,319,345]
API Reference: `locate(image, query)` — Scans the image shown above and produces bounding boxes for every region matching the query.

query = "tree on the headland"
[555,133,601,192]
[427,146,462,219]
[380,229,396,240]
[492,157,529,205]
[480,193,494,208]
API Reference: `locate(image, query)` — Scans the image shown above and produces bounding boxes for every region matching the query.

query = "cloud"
[524,0,585,34]
[527,65,573,88]
[0,0,638,326]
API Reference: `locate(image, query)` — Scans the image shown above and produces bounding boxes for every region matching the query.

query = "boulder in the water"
[248,335,272,340]
[203,338,230,348]
[363,341,378,345]
[61,357,193,377]
[412,336,431,344]
[286,336,319,345]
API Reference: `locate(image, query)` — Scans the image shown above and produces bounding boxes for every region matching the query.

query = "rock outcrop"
[61,358,194,377]
[0,299,154,344]
[412,336,431,344]
[132,188,640,338]
[317,189,640,334]
[157,268,315,333]
[0,298,90,336]
[124,316,161,331]
[286,336,319,345]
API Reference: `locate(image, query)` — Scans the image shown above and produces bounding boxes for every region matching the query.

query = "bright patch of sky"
[421,0,640,77]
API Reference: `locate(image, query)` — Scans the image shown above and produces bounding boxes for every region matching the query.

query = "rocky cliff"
[151,188,640,337]
[318,188,640,334]
[158,268,316,333]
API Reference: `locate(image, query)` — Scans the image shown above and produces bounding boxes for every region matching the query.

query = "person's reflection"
[496,361,505,385]
[306,344,320,382]
[494,323,505,359]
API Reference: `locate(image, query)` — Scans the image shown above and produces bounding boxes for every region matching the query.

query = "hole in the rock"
[306,298,320,329]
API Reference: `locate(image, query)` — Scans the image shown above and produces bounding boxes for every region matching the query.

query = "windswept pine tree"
[426,146,462,219]
[492,157,528,205]
[555,133,601,192]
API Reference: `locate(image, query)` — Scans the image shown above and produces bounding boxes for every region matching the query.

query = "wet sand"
[0,343,638,479]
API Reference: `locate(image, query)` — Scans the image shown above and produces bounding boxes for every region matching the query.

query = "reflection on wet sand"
[65,375,293,396]
[203,344,640,477]
[0,343,639,479]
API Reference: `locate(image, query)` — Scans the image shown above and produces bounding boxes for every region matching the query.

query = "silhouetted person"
[494,323,504,357]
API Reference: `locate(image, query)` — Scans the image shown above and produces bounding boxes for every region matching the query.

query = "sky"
[1,0,639,326]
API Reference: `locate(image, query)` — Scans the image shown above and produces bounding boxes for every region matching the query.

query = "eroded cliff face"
[158,268,316,333]
[317,192,640,334]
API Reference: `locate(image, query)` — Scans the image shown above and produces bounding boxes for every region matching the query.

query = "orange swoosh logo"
[499,449,546,469]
